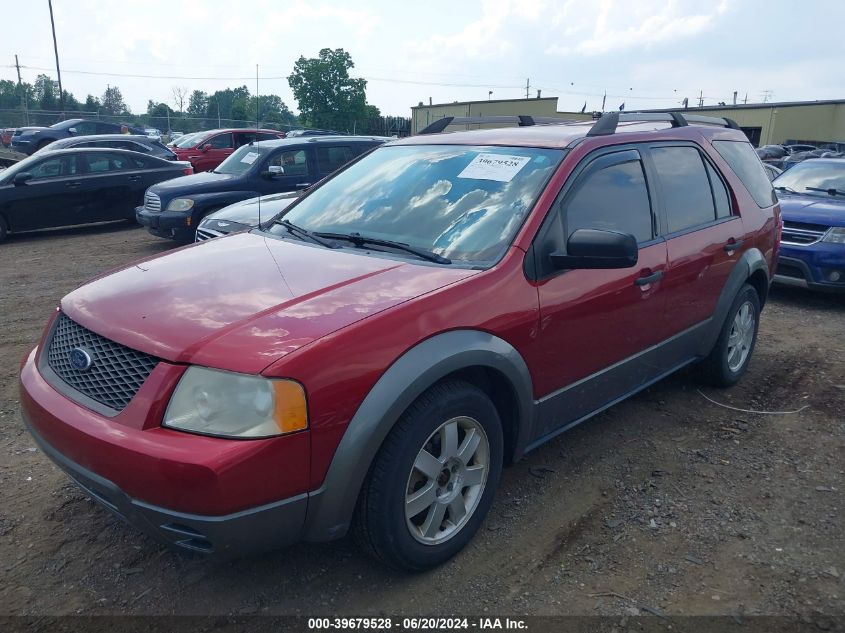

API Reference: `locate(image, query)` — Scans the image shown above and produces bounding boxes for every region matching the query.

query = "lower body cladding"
[135,206,193,242]
[775,245,845,293]
[25,416,307,556]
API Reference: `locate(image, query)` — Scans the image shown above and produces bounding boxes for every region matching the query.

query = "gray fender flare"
[697,247,769,356]
[302,329,535,542]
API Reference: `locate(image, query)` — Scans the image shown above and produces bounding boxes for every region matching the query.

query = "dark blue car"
[136,135,386,241]
[773,158,845,292]
[11,119,145,155]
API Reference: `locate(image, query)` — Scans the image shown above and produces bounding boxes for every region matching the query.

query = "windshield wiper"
[774,186,798,194]
[275,219,339,249]
[805,186,845,197]
[315,231,451,264]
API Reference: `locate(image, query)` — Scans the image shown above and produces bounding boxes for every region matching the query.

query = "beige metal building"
[411,97,845,147]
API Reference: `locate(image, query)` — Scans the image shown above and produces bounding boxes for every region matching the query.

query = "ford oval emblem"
[69,347,93,371]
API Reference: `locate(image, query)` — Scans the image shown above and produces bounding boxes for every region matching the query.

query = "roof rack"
[586,111,741,137]
[417,115,577,135]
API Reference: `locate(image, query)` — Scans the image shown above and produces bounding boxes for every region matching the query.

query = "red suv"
[172,128,286,172]
[20,112,780,570]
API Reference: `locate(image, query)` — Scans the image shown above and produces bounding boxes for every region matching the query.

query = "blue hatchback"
[773,158,845,293]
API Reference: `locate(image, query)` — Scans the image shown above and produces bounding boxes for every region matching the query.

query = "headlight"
[166,198,194,212]
[163,366,308,438]
[822,227,845,244]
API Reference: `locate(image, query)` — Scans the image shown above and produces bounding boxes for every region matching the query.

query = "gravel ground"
[0,222,842,621]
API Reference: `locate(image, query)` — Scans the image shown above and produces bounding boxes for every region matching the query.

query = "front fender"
[302,329,534,542]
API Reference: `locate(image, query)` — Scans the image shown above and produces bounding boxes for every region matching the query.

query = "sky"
[2,0,844,118]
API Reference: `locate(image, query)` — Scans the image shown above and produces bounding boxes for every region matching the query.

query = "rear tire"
[700,284,760,387]
[354,380,503,571]
[0,215,8,242]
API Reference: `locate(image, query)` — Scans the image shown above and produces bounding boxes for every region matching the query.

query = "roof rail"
[417,115,579,135]
[586,111,741,137]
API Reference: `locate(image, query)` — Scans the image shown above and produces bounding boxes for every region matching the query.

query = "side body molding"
[696,247,769,357]
[302,329,535,542]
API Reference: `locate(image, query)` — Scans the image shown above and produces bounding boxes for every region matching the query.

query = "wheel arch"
[302,329,535,542]
[697,247,769,357]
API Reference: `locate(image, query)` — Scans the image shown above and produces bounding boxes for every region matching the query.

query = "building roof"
[643,98,845,112]
[412,97,560,109]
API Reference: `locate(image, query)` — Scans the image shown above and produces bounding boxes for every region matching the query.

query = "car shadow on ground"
[768,284,844,311]
[3,221,175,253]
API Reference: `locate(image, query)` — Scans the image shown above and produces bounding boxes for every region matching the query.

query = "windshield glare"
[175,132,207,148]
[270,144,564,265]
[774,161,845,195]
[215,144,273,175]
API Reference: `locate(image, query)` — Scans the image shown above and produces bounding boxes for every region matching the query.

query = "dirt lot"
[0,222,843,620]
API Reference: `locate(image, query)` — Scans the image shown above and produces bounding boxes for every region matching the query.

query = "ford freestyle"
[137,136,386,242]
[772,158,845,292]
[20,112,780,571]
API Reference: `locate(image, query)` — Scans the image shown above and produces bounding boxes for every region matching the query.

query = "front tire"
[354,380,503,571]
[701,283,761,387]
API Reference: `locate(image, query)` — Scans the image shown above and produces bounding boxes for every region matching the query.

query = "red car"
[171,128,286,172]
[20,112,780,570]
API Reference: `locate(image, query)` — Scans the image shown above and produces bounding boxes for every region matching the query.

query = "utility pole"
[216,98,221,127]
[698,90,704,107]
[525,78,530,99]
[14,54,29,125]
[48,0,65,117]
[733,91,737,105]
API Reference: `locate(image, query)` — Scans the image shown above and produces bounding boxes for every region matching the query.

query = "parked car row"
[757,142,845,171]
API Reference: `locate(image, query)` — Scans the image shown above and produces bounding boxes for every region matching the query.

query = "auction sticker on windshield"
[241,152,260,165]
[458,153,531,182]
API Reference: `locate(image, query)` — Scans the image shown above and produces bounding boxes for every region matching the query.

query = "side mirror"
[550,228,638,270]
[200,143,211,152]
[68,127,77,135]
[13,172,33,186]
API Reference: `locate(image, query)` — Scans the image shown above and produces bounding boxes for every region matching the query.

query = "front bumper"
[20,346,313,557]
[775,243,845,293]
[11,138,34,154]
[24,413,307,556]
[135,205,194,241]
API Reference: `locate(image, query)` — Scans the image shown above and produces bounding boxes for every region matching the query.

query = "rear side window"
[712,140,776,207]
[705,161,732,218]
[651,146,715,233]
[316,145,355,174]
[207,133,234,149]
[565,157,653,243]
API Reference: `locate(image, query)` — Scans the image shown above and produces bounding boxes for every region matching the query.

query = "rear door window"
[650,146,716,233]
[712,140,776,207]
[316,145,355,174]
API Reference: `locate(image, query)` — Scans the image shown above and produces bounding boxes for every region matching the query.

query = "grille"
[195,227,223,242]
[782,220,827,246]
[46,313,159,412]
[144,191,161,212]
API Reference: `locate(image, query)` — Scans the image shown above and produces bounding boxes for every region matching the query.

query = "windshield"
[175,132,207,148]
[773,161,845,196]
[268,144,564,265]
[49,119,79,130]
[215,144,275,175]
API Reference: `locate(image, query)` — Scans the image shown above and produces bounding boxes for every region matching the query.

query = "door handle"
[724,238,744,253]
[295,182,312,188]
[634,270,664,286]
[65,181,81,189]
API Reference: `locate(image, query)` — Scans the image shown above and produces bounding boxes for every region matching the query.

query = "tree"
[101,85,129,116]
[172,85,188,113]
[33,74,59,111]
[288,48,368,132]
[84,94,100,112]
[187,90,208,117]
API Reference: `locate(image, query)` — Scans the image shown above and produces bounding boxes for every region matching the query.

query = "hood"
[204,193,299,226]
[61,232,477,374]
[16,126,48,133]
[149,170,236,196]
[778,194,845,227]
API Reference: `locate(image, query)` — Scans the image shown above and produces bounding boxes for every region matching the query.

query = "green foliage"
[288,48,368,132]
[101,85,130,116]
